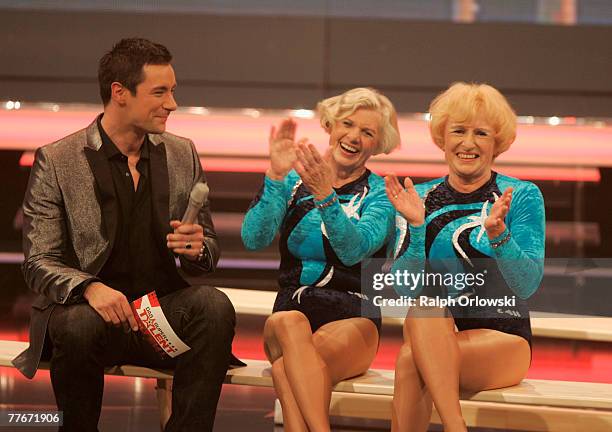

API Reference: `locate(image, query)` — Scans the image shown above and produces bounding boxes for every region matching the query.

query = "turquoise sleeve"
[490,183,546,299]
[317,186,395,266]
[241,174,293,250]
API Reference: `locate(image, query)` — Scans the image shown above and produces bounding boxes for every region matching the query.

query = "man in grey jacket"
[13,38,237,432]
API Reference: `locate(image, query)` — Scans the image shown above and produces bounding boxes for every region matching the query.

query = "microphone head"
[190,182,209,206]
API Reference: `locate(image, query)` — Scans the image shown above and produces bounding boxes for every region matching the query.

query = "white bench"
[1,339,612,431]
[2,287,612,431]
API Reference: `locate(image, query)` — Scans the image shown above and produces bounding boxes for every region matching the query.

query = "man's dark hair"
[98,38,172,105]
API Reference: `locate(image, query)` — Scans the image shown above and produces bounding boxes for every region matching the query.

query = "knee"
[265,311,310,345]
[188,286,236,331]
[405,305,424,331]
[407,304,444,320]
[405,305,449,332]
[208,288,236,324]
[170,287,236,351]
[207,290,236,347]
[311,330,326,349]
[48,305,108,353]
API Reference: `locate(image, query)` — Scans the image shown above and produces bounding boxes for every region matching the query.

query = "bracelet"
[197,243,208,263]
[490,231,511,249]
[315,194,338,209]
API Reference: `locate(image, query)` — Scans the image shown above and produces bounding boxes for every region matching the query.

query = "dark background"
[0,6,610,116]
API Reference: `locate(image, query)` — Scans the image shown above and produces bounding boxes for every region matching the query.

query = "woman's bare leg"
[270,357,308,432]
[263,313,379,431]
[457,329,530,391]
[391,333,432,431]
[395,304,532,431]
[263,311,331,432]
[405,305,465,432]
[311,317,379,384]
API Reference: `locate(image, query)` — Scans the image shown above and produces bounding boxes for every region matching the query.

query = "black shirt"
[96,117,178,301]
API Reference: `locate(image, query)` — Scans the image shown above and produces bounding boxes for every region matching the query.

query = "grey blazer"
[13,118,220,378]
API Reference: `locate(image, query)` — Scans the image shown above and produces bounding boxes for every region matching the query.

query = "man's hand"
[167,220,205,261]
[83,282,139,331]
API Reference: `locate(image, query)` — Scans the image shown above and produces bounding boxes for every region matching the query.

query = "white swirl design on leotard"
[321,186,368,237]
[393,215,407,259]
[451,193,499,266]
[292,267,334,303]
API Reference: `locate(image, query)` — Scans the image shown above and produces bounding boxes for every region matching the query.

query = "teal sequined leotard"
[392,172,546,344]
[242,169,395,332]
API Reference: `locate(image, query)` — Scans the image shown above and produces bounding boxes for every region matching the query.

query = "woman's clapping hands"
[385,174,425,226]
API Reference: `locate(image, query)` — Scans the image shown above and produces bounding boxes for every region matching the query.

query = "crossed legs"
[48,286,235,432]
[392,305,531,432]
[263,311,379,431]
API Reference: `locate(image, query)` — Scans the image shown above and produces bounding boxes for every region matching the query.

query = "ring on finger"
[185,241,192,250]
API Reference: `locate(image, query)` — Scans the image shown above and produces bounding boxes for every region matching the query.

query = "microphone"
[181,182,209,224]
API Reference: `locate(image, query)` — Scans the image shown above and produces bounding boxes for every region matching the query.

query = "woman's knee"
[265,311,310,343]
[404,305,453,339]
[406,304,448,322]
[405,305,429,330]
[263,311,311,360]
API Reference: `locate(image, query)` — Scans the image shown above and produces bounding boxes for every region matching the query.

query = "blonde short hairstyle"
[317,87,400,155]
[429,82,517,157]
